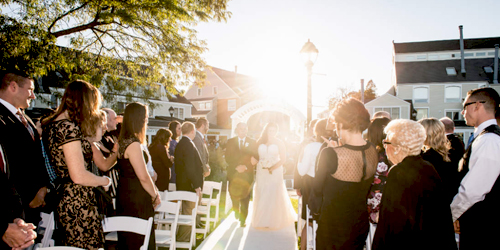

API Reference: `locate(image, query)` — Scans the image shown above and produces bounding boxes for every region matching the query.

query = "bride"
[251,122,297,230]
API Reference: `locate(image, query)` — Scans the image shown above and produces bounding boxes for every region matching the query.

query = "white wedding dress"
[251,144,297,230]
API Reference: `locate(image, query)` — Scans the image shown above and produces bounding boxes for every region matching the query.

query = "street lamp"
[300,39,319,132]
[169,106,175,118]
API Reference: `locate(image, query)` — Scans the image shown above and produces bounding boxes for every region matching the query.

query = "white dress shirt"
[451,119,500,221]
[0,98,21,121]
[238,137,245,149]
[297,142,322,178]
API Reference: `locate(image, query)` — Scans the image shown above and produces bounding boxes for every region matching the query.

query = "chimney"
[459,25,466,76]
[494,44,499,84]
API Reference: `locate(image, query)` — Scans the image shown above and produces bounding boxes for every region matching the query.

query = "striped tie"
[16,111,34,140]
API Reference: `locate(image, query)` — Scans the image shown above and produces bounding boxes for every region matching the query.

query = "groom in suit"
[0,69,50,227]
[225,122,256,227]
[175,121,204,241]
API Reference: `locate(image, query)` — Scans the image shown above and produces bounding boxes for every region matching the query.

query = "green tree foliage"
[0,0,231,103]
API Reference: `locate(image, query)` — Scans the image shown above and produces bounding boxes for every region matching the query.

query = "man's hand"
[454,220,460,234]
[195,187,202,200]
[29,187,47,208]
[236,165,247,173]
[296,189,302,197]
[203,167,211,177]
[2,219,36,249]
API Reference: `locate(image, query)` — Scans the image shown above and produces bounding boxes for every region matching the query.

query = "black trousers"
[230,190,251,223]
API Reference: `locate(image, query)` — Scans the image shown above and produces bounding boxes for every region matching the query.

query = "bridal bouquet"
[258,158,277,174]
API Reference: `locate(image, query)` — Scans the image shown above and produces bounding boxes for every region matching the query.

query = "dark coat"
[225,136,256,198]
[372,155,457,250]
[421,148,458,204]
[149,143,172,191]
[0,164,24,250]
[174,136,203,192]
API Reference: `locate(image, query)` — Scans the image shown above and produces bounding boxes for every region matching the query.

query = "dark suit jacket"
[174,136,203,192]
[447,133,465,170]
[0,159,24,250]
[149,143,172,191]
[193,131,210,174]
[0,103,49,214]
[225,136,256,184]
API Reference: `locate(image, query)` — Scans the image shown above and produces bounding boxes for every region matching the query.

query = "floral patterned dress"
[44,119,104,250]
[367,148,390,224]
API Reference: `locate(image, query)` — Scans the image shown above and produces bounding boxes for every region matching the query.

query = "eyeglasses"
[463,101,486,110]
[382,140,392,145]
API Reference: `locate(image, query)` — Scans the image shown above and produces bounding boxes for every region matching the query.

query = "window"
[198,101,212,110]
[173,108,184,119]
[199,102,205,110]
[213,86,218,95]
[374,107,400,119]
[446,67,457,76]
[413,87,429,103]
[417,55,427,60]
[445,85,461,102]
[228,99,237,111]
[476,52,486,57]
[197,88,202,96]
[116,102,126,114]
[479,83,487,88]
[206,102,212,110]
[439,54,451,59]
[488,52,496,56]
[445,110,463,121]
[415,108,428,121]
[405,56,415,60]
[464,53,474,57]
[428,55,438,60]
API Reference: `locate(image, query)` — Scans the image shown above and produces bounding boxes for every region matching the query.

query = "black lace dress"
[116,137,155,250]
[44,119,104,250]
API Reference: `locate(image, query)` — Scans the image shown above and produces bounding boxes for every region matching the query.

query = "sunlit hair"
[439,117,455,133]
[331,98,370,133]
[119,102,148,144]
[43,80,102,137]
[98,110,107,129]
[196,117,208,129]
[384,119,426,156]
[418,118,451,162]
[150,128,172,147]
[181,121,195,135]
[367,117,391,151]
[168,120,181,140]
[0,69,32,90]
[257,122,278,145]
[314,119,328,143]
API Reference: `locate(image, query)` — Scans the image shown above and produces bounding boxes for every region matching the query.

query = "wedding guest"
[372,111,391,120]
[33,117,58,184]
[294,119,318,199]
[116,102,160,250]
[366,117,391,224]
[312,98,378,250]
[418,118,456,204]
[372,119,456,250]
[168,120,181,184]
[43,80,111,249]
[439,117,465,191]
[451,87,500,250]
[296,118,325,250]
[91,111,119,173]
[99,108,120,197]
[194,118,211,177]
[0,69,50,227]
[149,128,173,191]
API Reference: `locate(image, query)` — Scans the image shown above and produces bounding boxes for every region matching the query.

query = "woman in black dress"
[312,98,378,250]
[372,119,456,250]
[168,120,181,184]
[43,80,112,249]
[116,102,161,250]
[149,128,173,191]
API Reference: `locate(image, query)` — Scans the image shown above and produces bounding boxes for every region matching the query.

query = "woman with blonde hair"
[372,119,456,250]
[43,80,111,249]
[418,118,456,203]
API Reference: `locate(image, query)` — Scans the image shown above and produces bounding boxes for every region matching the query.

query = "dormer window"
[484,66,493,74]
[446,67,457,76]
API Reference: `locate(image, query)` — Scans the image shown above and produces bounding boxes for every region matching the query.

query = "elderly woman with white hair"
[371,119,457,250]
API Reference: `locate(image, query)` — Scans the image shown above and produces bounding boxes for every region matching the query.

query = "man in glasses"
[451,87,500,250]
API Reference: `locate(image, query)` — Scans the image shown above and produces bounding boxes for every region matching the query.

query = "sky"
[192,0,500,117]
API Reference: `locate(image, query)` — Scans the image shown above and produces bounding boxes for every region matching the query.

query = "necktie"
[240,139,244,149]
[467,132,474,149]
[16,111,34,140]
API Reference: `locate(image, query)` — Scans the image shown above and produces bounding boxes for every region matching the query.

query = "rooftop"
[394,37,500,53]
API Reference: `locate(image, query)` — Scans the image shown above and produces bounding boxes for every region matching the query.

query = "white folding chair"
[196,186,213,238]
[102,216,154,250]
[365,222,376,250]
[201,181,223,228]
[306,205,317,250]
[34,212,55,249]
[155,201,181,250]
[157,191,199,250]
[169,183,176,191]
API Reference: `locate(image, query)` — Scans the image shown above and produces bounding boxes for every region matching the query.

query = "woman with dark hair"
[251,123,296,230]
[116,102,160,250]
[168,120,181,184]
[312,98,378,250]
[149,128,173,191]
[366,117,391,224]
[43,80,111,249]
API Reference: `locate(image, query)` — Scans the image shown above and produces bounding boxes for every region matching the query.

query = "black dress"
[149,143,172,191]
[421,148,457,204]
[312,143,378,250]
[372,155,457,250]
[116,137,155,250]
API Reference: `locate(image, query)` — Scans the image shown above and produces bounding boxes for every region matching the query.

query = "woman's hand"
[251,157,258,166]
[152,193,161,210]
[321,136,339,148]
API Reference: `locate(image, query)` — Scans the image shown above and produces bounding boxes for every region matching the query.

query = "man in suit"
[0,70,50,227]
[193,117,211,178]
[175,121,203,242]
[0,145,37,250]
[225,123,256,227]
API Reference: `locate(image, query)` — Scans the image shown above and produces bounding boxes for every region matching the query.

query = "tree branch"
[47,1,90,33]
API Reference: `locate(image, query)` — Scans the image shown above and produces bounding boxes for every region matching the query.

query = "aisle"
[196,202,298,250]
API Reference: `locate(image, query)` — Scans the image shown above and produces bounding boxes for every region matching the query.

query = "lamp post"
[169,106,175,118]
[300,39,319,132]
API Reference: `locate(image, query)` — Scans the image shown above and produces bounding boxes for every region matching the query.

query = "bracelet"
[103,176,112,188]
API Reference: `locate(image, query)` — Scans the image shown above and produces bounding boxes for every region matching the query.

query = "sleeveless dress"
[251,144,297,230]
[44,119,104,249]
[116,137,155,250]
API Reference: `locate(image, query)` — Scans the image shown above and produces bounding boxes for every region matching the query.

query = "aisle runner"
[196,202,298,250]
